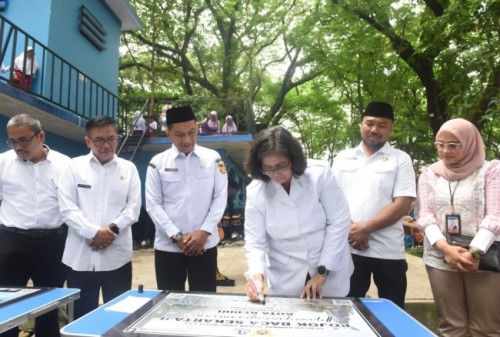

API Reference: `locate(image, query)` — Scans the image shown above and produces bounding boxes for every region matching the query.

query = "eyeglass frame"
[260,160,291,176]
[434,141,462,151]
[87,136,118,147]
[6,132,40,148]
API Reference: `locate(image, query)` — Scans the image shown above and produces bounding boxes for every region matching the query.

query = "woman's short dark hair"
[85,116,117,135]
[245,126,307,182]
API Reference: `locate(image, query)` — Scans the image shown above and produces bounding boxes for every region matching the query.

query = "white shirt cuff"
[425,224,446,246]
[470,228,496,253]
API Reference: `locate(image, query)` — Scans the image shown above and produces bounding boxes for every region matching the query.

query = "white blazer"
[244,160,353,297]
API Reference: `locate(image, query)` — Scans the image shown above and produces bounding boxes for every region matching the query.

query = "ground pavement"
[131,242,433,301]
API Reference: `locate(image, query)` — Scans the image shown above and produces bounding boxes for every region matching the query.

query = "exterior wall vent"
[79,5,107,51]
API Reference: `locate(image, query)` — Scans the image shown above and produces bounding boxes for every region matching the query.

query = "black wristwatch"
[109,224,120,235]
[171,232,183,243]
[317,265,329,277]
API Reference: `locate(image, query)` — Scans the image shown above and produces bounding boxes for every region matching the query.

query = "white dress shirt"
[58,152,141,271]
[332,142,416,260]
[145,144,228,252]
[244,160,354,297]
[14,51,38,76]
[133,115,147,132]
[0,147,70,229]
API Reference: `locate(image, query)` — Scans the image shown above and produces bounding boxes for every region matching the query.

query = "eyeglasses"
[260,161,290,176]
[88,137,118,147]
[6,132,39,148]
[434,142,461,151]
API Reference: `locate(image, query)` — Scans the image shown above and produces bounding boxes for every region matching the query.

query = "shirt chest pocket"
[196,167,211,180]
[373,161,396,174]
[109,179,130,205]
[339,159,359,172]
[158,171,182,200]
[160,171,181,183]
[372,161,396,193]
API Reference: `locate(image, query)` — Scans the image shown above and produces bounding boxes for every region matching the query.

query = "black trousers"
[0,229,67,337]
[155,246,217,292]
[66,261,132,319]
[347,254,408,309]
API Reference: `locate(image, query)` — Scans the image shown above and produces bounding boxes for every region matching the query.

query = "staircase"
[117,100,149,161]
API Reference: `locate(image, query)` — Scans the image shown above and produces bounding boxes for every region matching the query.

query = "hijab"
[222,115,237,132]
[207,111,219,129]
[430,118,485,181]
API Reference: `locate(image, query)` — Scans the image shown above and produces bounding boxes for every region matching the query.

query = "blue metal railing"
[0,15,127,121]
[117,99,150,161]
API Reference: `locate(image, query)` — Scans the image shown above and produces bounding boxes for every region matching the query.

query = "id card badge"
[446,214,461,235]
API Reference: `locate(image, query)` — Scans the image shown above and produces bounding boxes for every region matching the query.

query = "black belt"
[0,224,67,238]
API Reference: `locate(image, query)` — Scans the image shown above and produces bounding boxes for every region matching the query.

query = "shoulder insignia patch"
[216,158,226,174]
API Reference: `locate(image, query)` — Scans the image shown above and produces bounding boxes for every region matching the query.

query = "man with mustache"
[58,116,141,319]
[332,102,416,309]
[0,114,70,337]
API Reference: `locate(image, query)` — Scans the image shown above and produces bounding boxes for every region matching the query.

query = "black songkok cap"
[166,106,196,125]
[362,102,394,120]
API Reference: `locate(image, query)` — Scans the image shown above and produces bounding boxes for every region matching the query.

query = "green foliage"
[120,0,499,166]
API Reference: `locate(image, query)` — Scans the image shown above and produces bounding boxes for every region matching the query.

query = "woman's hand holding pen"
[244,272,265,303]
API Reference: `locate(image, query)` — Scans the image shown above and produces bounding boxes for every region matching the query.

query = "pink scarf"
[430,118,485,181]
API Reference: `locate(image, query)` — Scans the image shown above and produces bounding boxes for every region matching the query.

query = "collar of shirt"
[87,151,118,166]
[355,141,392,158]
[43,144,53,162]
[171,143,201,159]
[13,145,51,165]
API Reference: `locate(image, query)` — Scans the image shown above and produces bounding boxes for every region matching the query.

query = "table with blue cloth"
[0,287,80,333]
[61,289,436,337]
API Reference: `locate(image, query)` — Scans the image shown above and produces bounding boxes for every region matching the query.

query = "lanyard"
[447,180,460,214]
